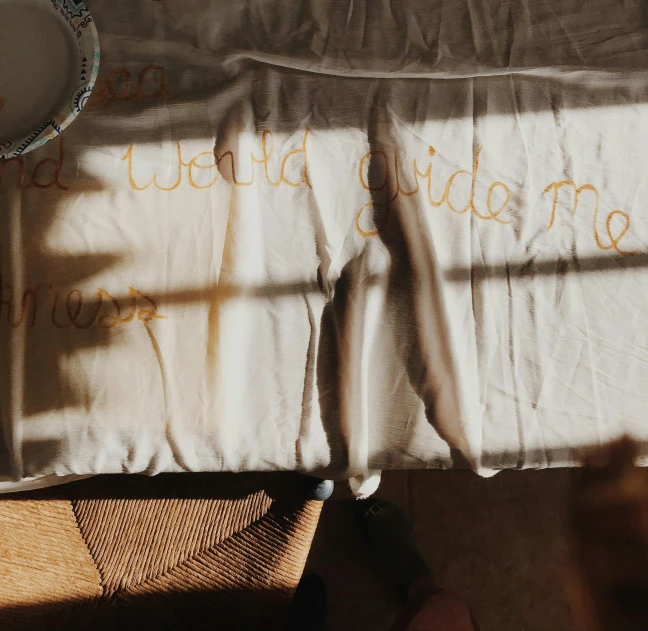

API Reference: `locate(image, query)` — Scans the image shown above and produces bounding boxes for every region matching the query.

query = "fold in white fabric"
[2,0,648,490]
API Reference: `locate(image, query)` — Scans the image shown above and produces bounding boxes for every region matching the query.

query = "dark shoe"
[352,499,433,598]
[284,574,327,631]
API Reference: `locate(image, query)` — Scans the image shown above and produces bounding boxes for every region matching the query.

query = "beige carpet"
[0,473,322,631]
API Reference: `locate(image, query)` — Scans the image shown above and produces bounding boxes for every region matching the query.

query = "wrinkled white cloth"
[3,0,648,491]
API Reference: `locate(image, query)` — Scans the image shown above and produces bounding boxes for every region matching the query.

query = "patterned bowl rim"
[0,0,100,160]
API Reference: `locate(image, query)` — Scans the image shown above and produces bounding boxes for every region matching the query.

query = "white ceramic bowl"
[0,0,100,159]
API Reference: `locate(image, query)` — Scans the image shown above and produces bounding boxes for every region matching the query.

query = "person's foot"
[284,574,327,631]
[352,499,434,598]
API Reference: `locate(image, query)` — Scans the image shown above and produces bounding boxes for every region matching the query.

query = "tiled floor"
[306,469,575,631]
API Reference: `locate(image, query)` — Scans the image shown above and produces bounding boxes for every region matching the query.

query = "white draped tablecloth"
[3,0,648,490]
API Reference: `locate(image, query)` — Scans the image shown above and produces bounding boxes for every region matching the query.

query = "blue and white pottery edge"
[0,0,100,160]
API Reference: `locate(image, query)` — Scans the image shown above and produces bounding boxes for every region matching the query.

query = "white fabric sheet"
[3,0,648,489]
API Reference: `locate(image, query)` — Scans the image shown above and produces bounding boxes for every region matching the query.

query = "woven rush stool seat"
[0,473,322,631]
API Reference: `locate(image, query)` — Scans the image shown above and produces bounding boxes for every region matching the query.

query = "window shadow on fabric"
[3,0,648,480]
